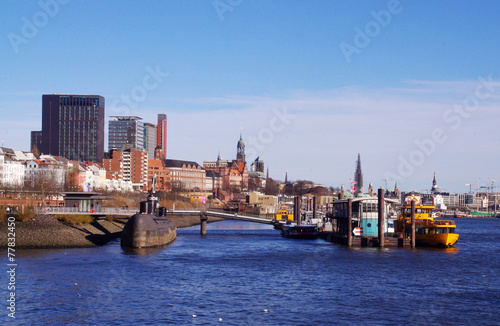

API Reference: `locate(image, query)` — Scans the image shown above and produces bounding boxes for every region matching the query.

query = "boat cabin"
[275,209,294,222]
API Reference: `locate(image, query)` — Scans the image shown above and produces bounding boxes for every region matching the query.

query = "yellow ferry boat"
[275,209,294,222]
[273,209,294,229]
[396,196,459,248]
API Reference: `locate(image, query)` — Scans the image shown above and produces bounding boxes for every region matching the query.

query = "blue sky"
[1,0,499,193]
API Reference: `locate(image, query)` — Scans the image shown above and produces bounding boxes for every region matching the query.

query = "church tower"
[354,153,364,194]
[236,131,245,163]
[216,150,222,166]
[368,182,374,196]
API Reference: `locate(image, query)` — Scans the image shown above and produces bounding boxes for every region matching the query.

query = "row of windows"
[59,96,101,107]
[59,121,97,127]
[58,107,100,120]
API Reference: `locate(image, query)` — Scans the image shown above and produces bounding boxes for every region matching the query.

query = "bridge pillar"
[200,211,208,236]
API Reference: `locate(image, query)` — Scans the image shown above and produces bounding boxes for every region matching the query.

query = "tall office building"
[32,94,105,162]
[30,131,42,153]
[108,116,144,152]
[143,122,157,159]
[157,114,167,159]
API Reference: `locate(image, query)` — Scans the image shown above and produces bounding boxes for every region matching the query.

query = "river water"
[2,218,499,325]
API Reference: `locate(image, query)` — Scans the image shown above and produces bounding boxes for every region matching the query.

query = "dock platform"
[319,232,410,248]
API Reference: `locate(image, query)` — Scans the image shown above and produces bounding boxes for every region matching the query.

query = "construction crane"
[465,183,474,194]
[479,180,497,193]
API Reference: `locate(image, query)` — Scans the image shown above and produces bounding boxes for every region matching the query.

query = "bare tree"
[293,180,314,196]
[264,178,280,196]
[25,168,64,206]
[64,166,81,192]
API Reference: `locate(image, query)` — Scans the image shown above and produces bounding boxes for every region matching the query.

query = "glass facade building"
[143,122,157,159]
[35,94,105,162]
[108,116,144,152]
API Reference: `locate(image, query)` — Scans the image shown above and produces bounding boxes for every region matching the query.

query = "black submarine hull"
[121,213,177,248]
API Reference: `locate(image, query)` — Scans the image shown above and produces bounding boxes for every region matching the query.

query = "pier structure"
[322,190,409,247]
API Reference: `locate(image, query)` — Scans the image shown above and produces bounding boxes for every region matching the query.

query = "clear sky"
[1,0,499,193]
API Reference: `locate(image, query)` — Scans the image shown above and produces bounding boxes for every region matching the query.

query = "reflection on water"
[121,244,172,257]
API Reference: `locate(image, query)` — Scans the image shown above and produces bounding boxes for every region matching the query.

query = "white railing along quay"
[35,207,138,216]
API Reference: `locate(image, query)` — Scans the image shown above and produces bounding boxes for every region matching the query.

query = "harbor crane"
[479,180,497,193]
[465,183,474,193]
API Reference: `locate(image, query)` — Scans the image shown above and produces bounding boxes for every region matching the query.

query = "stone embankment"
[0,214,222,249]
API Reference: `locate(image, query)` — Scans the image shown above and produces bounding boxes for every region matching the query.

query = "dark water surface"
[3,218,499,325]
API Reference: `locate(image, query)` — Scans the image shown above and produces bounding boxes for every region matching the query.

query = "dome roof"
[237,132,245,148]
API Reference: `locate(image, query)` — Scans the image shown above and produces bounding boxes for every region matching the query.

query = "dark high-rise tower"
[354,153,363,194]
[34,94,105,162]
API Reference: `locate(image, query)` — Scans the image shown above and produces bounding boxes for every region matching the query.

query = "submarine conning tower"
[121,181,177,248]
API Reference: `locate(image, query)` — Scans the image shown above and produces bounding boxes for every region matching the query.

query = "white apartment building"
[0,154,25,187]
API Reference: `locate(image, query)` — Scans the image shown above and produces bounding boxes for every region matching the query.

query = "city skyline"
[1,1,499,192]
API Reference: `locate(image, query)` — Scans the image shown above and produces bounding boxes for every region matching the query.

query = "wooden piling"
[410,200,416,248]
[313,196,317,220]
[295,196,301,225]
[293,196,297,224]
[347,198,352,247]
[378,188,385,247]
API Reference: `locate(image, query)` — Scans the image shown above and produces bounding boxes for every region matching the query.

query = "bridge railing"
[164,209,275,224]
[35,207,138,215]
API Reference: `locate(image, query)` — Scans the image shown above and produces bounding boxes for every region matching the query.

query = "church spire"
[236,129,245,163]
[354,153,363,194]
[217,150,221,166]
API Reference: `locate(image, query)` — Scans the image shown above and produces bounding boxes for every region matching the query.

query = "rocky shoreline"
[0,214,223,249]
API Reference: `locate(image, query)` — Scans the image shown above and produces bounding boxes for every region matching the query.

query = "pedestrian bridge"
[34,207,274,224]
[166,210,274,225]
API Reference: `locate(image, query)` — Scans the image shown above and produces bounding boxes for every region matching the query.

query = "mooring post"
[347,198,352,247]
[200,211,208,236]
[313,196,317,220]
[410,200,416,248]
[378,188,385,247]
[295,196,301,225]
[293,196,296,224]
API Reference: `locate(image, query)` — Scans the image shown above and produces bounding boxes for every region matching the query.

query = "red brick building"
[203,133,248,193]
[103,148,148,191]
[147,149,171,192]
